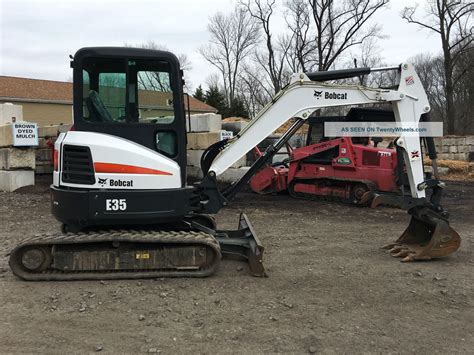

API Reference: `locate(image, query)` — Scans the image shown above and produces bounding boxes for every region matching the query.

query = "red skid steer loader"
[250,108,405,205]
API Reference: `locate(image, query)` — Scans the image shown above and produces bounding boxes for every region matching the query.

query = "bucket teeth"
[383,207,461,262]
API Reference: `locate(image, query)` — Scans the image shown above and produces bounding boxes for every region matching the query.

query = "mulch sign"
[12,122,39,146]
[220,130,233,141]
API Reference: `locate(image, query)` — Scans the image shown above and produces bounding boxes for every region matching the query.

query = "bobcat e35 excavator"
[9,47,461,281]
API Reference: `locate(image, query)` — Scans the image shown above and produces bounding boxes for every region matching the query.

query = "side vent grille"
[61,145,95,185]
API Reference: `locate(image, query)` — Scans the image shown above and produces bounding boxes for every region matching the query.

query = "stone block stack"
[433,136,474,162]
[34,124,72,174]
[0,145,36,192]
[0,103,35,191]
[222,117,249,135]
[186,113,248,182]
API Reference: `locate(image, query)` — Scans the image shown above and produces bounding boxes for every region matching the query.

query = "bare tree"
[284,0,318,72]
[410,53,447,125]
[238,65,273,117]
[125,41,192,91]
[201,0,388,117]
[401,0,473,134]
[241,0,292,93]
[132,41,192,72]
[205,73,223,91]
[451,44,474,133]
[348,38,396,87]
[200,6,260,104]
[310,0,389,71]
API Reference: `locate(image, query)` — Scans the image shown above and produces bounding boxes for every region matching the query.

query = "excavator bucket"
[382,207,461,262]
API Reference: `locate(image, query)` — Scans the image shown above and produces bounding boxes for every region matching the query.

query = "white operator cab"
[51,47,193,229]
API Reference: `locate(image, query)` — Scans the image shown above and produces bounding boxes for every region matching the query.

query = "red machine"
[250,108,402,204]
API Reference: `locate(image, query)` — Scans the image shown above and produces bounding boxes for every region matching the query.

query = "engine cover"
[54,131,182,190]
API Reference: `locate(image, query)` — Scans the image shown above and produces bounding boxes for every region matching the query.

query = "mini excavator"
[9,47,460,280]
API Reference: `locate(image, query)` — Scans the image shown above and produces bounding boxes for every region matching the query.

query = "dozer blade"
[383,206,461,262]
[214,213,267,277]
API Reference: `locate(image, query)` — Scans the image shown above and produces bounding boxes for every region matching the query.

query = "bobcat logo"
[98,178,108,186]
[410,150,420,159]
[314,90,323,99]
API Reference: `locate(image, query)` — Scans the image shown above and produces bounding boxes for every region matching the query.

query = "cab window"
[137,70,174,124]
[81,57,175,124]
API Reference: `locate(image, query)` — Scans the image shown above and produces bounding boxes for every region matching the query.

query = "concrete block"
[441,145,449,153]
[57,124,73,133]
[186,166,203,180]
[0,124,14,147]
[453,153,468,161]
[469,145,474,153]
[38,125,60,138]
[187,132,221,150]
[455,137,466,146]
[458,145,469,153]
[217,167,250,183]
[443,137,455,146]
[0,148,35,170]
[35,148,53,162]
[222,120,248,134]
[424,165,450,176]
[187,149,204,167]
[186,149,247,168]
[0,170,34,192]
[186,165,250,183]
[0,103,23,126]
[187,113,222,132]
[448,145,457,153]
[466,136,474,146]
[38,137,56,149]
[35,162,54,174]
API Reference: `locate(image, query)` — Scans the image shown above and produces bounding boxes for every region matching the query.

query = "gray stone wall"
[434,136,474,161]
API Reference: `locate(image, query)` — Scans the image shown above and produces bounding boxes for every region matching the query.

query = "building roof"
[0,76,217,113]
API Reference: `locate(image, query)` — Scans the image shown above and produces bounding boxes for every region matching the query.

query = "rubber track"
[288,179,372,206]
[9,230,221,281]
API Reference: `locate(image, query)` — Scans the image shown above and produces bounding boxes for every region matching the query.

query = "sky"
[0,0,442,91]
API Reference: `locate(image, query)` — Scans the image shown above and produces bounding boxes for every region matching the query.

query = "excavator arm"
[209,63,427,198]
[196,63,460,262]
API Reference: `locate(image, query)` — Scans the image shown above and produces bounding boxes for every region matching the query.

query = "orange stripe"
[94,162,172,176]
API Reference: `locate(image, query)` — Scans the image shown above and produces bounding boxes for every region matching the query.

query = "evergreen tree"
[227,96,249,118]
[193,85,205,102]
[204,85,228,115]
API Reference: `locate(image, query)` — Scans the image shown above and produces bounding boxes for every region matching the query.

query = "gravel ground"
[0,177,473,354]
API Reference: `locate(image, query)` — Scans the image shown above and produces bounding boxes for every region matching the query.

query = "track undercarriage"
[288,178,375,206]
[9,214,266,281]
